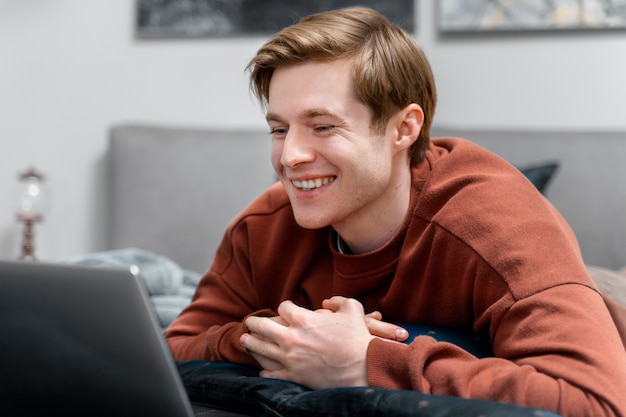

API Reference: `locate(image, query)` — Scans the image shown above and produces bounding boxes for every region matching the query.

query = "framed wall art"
[136,0,415,38]
[438,0,626,33]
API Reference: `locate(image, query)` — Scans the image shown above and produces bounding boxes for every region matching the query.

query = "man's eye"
[270,127,287,135]
[314,125,334,132]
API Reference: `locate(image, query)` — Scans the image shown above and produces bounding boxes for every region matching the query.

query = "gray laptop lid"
[0,259,194,417]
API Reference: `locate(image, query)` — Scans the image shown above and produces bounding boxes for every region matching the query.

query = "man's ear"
[395,103,424,151]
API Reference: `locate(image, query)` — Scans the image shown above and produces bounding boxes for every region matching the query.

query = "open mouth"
[292,176,336,191]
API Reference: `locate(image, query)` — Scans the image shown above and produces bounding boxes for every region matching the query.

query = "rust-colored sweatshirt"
[166,137,626,417]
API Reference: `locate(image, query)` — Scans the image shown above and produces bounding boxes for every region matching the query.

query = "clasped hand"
[240,296,408,390]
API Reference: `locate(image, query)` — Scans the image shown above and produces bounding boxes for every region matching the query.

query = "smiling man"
[265,58,416,253]
[165,7,626,417]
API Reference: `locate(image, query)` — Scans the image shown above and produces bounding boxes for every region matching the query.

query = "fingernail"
[396,328,408,340]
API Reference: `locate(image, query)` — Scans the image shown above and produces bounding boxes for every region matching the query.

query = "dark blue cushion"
[400,323,492,358]
[518,162,559,194]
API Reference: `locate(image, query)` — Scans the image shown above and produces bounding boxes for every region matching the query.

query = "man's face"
[266,59,403,234]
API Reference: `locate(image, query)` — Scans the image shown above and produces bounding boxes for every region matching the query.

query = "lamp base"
[17,213,42,261]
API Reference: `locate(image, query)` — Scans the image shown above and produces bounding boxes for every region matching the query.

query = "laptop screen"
[0,259,194,417]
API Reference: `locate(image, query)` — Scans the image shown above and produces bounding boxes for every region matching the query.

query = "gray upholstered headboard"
[108,123,626,272]
[108,124,275,274]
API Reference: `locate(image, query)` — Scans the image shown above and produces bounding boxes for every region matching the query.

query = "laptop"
[0,259,198,417]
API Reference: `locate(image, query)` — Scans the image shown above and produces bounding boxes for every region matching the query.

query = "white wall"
[1,0,625,261]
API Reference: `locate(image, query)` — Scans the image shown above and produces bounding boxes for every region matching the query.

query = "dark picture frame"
[438,0,626,33]
[136,0,415,38]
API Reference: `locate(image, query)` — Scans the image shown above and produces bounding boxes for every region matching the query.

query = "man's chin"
[292,214,331,230]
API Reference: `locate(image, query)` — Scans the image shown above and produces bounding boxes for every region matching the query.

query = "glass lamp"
[16,167,48,260]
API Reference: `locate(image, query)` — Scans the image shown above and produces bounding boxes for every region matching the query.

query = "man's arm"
[241,291,626,417]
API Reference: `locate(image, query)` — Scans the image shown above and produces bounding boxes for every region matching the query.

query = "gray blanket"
[59,248,201,329]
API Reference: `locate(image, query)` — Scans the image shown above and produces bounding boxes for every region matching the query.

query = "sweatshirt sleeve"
[366,284,626,417]
[164,267,261,366]
[165,215,266,367]
[165,184,310,367]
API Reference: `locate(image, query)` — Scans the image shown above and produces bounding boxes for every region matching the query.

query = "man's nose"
[280,128,315,168]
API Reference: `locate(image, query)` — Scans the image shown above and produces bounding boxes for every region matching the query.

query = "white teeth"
[292,177,334,191]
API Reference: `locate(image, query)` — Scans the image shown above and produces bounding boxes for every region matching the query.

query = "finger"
[245,315,288,341]
[259,367,290,382]
[240,331,281,360]
[321,296,344,311]
[322,296,361,313]
[366,318,408,342]
[365,310,383,320]
[247,348,284,372]
[269,315,290,326]
[276,299,313,324]
[313,308,333,314]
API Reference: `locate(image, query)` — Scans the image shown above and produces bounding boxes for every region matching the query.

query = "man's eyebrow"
[301,108,337,119]
[265,108,339,123]
[265,112,282,123]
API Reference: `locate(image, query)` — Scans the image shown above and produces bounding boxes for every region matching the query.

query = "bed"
[91,122,626,416]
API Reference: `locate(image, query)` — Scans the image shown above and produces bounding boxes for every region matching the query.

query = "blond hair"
[247,7,437,163]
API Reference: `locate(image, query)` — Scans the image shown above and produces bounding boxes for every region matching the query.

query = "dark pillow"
[518,162,559,194]
[178,361,562,417]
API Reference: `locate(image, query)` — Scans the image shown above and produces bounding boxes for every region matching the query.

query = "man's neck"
[334,168,413,255]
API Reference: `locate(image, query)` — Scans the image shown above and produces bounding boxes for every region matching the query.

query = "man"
[166,7,626,417]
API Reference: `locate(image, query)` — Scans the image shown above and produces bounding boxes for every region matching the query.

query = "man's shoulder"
[412,137,583,293]
[429,136,504,164]
[413,134,565,244]
[416,137,535,211]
